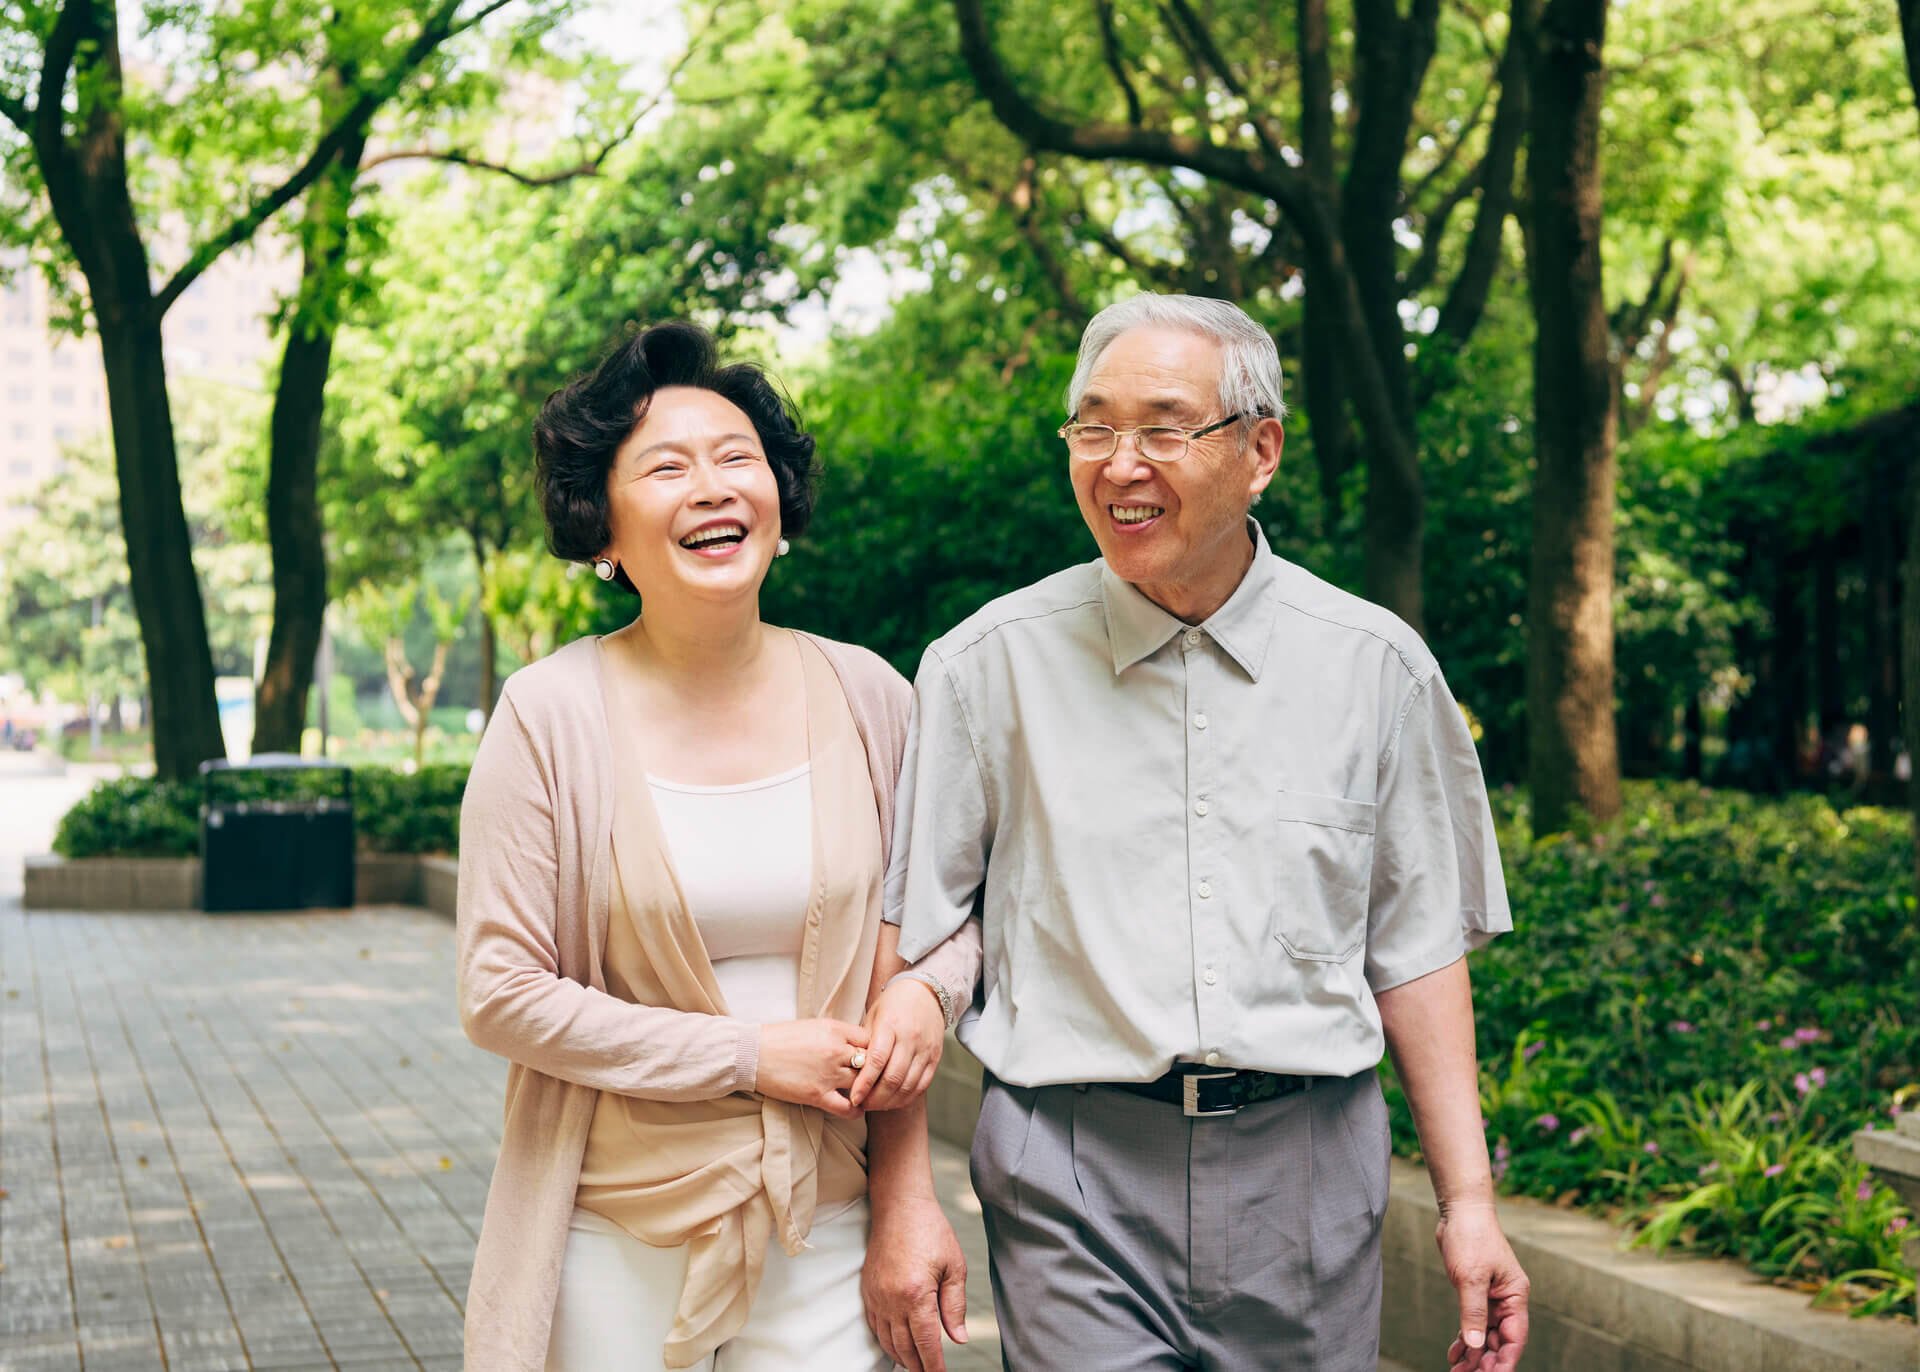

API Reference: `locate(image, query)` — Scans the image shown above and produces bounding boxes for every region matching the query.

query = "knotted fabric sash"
[574,633,883,1367]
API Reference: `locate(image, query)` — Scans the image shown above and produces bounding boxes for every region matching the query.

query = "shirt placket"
[1182,627,1227,1066]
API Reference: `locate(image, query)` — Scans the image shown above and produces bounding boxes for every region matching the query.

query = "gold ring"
[850,1050,867,1071]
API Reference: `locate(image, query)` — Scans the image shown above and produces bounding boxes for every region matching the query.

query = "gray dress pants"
[970,1070,1389,1372]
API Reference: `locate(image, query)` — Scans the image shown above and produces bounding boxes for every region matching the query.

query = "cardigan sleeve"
[456,693,761,1101]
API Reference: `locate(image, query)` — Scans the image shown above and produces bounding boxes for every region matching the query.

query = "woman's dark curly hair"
[534,320,818,595]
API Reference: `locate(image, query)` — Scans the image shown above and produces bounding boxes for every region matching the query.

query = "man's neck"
[1130,530,1257,624]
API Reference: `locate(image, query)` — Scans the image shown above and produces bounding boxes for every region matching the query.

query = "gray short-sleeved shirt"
[887,522,1512,1087]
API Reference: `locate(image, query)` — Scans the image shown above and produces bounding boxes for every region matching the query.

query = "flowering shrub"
[1384,781,1917,1317]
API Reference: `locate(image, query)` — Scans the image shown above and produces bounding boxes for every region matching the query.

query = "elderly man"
[860,293,1528,1372]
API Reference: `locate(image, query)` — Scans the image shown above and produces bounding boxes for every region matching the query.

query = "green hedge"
[52,764,466,859]
[1384,781,1918,1316]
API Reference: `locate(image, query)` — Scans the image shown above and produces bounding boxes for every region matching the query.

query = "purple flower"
[1698,1161,1720,1177]
[1809,1067,1827,1089]
[1569,1126,1591,1146]
[1793,1026,1823,1044]
[1535,1113,1560,1133]
[1650,892,1668,908]
[1857,1181,1875,1202]
[1643,1140,1661,1156]
[1492,1140,1511,1182]
[1764,1163,1785,1178]
[1778,1037,1799,1052]
[1642,879,1656,893]
[1888,1217,1910,1236]
[1668,1020,1695,1034]
[1764,1111,1784,1125]
[1523,1040,1546,1062]
[1793,1072,1812,1097]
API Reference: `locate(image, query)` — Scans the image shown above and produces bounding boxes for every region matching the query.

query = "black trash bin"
[200,754,355,912]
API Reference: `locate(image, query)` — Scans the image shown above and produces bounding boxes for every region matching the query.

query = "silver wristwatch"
[886,969,956,1031]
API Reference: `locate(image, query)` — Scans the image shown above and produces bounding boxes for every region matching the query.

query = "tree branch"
[0,88,29,133]
[33,0,87,164]
[1432,0,1537,344]
[150,0,489,320]
[951,0,1309,218]
[1404,77,1492,211]
[359,147,600,186]
[1093,0,1143,126]
[1161,0,1288,162]
[1401,158,1482,296]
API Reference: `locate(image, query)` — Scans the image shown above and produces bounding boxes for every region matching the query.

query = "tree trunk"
[253,324,337,754]
[1683,692,1704,780]
[1904,466,1920,888]
[252,124,369,756]
[98,316,227,778]
[1814,539,1844,739]
[1772,554,1810,784]
[479,610,499,721]
[1866,481,1901,789]
[1524,0,1619,833]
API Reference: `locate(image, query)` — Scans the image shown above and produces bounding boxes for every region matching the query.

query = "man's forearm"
[1376,956,1495,1209]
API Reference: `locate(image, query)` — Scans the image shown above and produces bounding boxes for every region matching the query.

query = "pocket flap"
[1274,790,1376,834]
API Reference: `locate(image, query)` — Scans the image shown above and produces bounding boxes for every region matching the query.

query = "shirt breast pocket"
[1270,790,1376,963]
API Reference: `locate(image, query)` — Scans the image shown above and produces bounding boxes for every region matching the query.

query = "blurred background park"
[1,0,1917,1332]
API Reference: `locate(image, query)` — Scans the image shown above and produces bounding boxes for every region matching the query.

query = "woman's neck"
[621,596,772,689]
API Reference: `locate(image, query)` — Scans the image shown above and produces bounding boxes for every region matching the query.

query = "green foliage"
[52,763,466,859]
[351,763,467,854]
[1418,781,1919,1313]
[52,778,202,860]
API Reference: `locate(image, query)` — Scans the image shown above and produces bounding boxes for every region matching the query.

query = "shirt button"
[1184,630,1202,647]
[1194,799,1209,817]
[1205,1051,1222,1067]
[1196,880,1213,899]
[1203,967,1218,985]
[1193,713,1208,730]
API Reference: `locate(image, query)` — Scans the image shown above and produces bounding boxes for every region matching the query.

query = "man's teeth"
[1111,506,1164,525]
[681,524,746,548]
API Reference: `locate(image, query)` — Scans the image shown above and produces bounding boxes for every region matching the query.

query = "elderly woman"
[455,321,979,1372]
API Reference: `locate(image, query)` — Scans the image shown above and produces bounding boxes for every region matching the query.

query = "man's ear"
[1246,417,1285,502]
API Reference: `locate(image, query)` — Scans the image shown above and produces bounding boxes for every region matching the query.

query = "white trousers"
[545,1201,890,1372]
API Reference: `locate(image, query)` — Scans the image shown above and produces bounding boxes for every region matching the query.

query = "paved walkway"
[0,901,1427,1372]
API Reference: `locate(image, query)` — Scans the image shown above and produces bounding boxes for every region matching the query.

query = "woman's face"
[599,386,784,607]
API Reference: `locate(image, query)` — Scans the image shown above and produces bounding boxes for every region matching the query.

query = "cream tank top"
[646,762,811,1023]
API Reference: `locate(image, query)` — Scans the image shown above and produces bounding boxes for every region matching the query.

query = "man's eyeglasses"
[1058,414,1244,463]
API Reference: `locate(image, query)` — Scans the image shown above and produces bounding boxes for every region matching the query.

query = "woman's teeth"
[681,523,746,549]
[1111,505,1164,525]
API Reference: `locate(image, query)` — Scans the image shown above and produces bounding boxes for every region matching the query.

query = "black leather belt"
[1103,1064,1315,1118]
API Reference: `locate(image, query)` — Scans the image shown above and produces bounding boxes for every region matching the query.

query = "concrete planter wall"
[925,1038,1918,1372]
[22,852,458,916]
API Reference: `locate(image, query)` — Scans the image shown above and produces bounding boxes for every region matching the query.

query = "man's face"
[1067,326,1282,619]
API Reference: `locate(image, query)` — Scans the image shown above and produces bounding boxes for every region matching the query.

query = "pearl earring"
[593,558,616,582]
[776,538,791,557]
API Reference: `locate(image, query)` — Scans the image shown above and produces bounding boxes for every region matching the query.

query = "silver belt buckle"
[1182,1070,1240,1118]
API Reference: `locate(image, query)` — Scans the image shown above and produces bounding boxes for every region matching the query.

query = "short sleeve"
[1363,665,1512,992]
[885,649,992,962]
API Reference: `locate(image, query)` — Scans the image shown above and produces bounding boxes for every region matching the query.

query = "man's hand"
[1437,1201,1528,1371]
[851,978,947,1111]
[862,1193,968,1372]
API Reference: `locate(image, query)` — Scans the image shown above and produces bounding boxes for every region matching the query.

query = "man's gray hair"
[1064,293,1287,423]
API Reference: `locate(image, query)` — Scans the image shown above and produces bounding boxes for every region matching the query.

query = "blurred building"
[0,251,289,530]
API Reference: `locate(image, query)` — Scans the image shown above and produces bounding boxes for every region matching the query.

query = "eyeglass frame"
[1057,412,1248,463]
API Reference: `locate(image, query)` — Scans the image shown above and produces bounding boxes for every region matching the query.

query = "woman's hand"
[756,1018,871,1118]
[849,978,947,1111]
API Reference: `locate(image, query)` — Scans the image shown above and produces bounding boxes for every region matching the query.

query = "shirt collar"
[1101,519,1280,681]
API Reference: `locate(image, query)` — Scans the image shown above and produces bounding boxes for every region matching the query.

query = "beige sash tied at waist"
[575,633,883,1367]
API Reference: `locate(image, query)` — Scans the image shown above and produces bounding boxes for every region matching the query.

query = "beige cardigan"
[456,631,973,1371]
